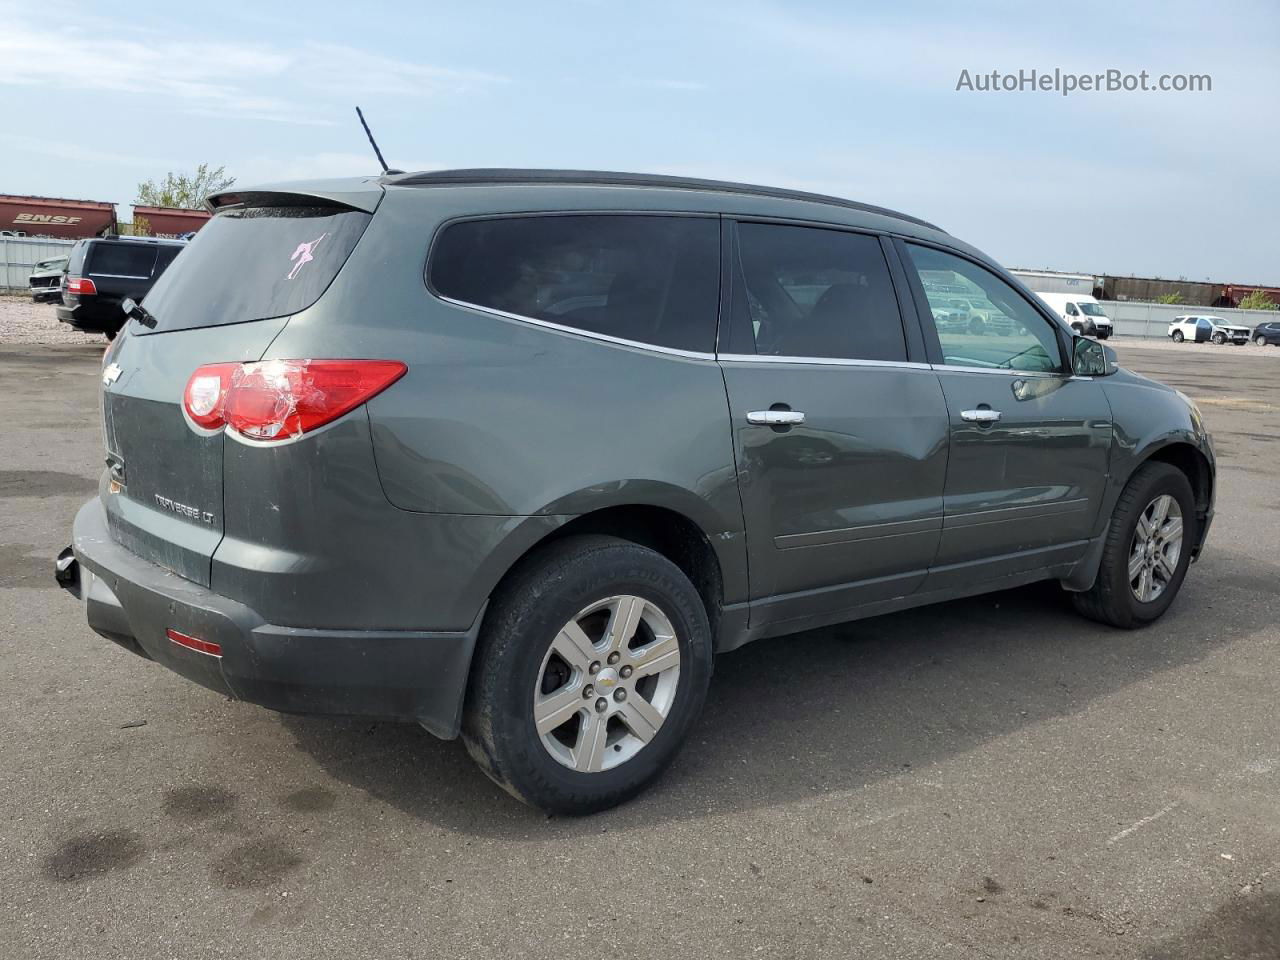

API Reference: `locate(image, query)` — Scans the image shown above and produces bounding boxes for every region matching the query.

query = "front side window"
[729,222,906,362]
[1065,303,1079,316]
[429,215,720,353]
[904,244,1062,372]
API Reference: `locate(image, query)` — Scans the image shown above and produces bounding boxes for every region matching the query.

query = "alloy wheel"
[1128,494,1184,603]
[533,595,681,773]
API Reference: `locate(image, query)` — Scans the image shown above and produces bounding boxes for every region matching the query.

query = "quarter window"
[428,215,720,353]
[729,222,907,362]
[904,244,1062,372]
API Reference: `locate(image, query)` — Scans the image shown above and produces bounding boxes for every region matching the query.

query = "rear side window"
[429,215,720,353]
[137,205,372,333]
[727,222,907,362]
[88,243,159,279]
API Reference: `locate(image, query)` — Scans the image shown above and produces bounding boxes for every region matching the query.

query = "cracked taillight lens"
[183,359,406,440]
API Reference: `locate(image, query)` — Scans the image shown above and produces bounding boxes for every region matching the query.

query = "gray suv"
[57,170,1215,814]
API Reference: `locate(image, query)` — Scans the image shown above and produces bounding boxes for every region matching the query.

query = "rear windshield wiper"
[121,297,157,329]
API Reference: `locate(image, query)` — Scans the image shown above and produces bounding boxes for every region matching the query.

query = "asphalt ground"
[1,336,1277,959]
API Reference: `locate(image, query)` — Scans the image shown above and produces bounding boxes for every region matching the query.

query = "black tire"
[1172,330,1184,343]
[1211,331,1226,345]
[461,535,713,815]
[1257,336,1267,346]
[969,318,986,336]
[1071,462,1197,629]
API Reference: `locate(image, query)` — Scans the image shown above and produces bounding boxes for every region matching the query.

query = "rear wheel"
[1172,330,1184,343]
[462,536,713,814]
[1257,336,1267,346]
[1072,462,1196,628]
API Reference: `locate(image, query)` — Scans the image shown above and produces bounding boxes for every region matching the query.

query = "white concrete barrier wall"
[1102,300,1278,338]
[1,236,77,293]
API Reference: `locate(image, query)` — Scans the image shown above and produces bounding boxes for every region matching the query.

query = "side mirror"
[1072,335,1113,376]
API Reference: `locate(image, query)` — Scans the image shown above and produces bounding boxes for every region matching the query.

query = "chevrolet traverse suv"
[58,170,1215,813]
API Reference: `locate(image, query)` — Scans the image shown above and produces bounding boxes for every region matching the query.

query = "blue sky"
[1,0,1276,281]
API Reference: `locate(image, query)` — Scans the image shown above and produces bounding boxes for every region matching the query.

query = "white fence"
[1102,300,1276,338]
[1,236,77,293]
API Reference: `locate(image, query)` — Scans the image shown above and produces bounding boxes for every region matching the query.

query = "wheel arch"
[1136,440,1213,536]
[467,486,748,653]
[1063,436,1213,593]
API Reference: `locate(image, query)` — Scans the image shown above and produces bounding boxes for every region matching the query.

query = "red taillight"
[166,628,222,657]
[67,276,97,295]
[182,359,407,441]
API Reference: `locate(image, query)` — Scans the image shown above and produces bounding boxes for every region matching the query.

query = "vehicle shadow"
[281,548,1274,839]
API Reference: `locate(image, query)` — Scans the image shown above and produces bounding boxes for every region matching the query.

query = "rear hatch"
[100,194,376,585]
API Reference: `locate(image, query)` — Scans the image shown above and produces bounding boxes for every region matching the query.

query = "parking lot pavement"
[1,339,1276,960]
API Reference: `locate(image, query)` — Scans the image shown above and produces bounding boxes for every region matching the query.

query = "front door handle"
[747,410,806,426]
[960,408,1002,424]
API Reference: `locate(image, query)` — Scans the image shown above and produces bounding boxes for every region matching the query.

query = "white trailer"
[1009,269,1097,296]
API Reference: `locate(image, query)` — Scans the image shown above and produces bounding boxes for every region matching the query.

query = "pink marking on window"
[287,233,328,280]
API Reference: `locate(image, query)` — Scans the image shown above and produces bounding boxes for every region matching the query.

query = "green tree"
[1237,289,1278,311]
[1155,292,1183,304]
[136,164,235,210]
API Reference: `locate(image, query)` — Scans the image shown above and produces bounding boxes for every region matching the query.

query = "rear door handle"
[960,409,1002,424]
[747,410,806,426]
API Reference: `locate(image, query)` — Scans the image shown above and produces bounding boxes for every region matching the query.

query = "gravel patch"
[0,296,106,345]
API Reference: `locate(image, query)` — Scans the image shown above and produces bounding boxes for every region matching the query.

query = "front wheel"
[462,536,713,814]
[968,318,986,336]
[1211,331,1226,345]
[1071,462,1196,628]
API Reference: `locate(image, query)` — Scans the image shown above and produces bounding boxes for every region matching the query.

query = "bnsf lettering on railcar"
[13,213,84,224]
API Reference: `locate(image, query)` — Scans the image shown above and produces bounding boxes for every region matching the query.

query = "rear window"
[88,242,160,279]
[137,205,372,333]
[428,214,720,353]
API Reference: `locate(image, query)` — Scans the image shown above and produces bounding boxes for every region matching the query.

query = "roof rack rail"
[383,168,943,232]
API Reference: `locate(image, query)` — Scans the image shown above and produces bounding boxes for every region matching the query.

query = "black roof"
[385,168,943,232]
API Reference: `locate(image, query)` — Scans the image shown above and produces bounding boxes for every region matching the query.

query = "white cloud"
[0,134,179,170]
[0,16,507,126]
[237,152,446,184]
[643,79,708,92]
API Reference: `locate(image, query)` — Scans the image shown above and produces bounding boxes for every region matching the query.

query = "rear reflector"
[183,359,407,441]
[166,628,222,657]
[67,276,97,295]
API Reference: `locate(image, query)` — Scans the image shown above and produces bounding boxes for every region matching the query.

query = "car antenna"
[356,106,402,175]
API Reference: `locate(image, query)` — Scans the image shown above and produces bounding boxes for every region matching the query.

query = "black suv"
[1252,320,1280,346]
[59,170,1215,814]
[57,236,185,338]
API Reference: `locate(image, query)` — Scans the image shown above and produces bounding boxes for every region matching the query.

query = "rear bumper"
[59,497,482,738]
[56,301,122,334]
